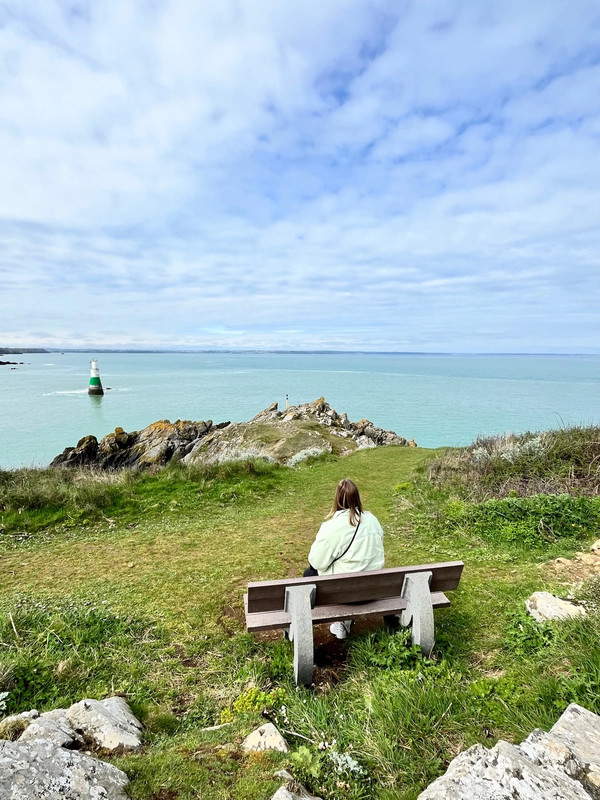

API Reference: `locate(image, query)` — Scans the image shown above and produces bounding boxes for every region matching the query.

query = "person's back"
[305,478,385,639]
[308,508,384,576]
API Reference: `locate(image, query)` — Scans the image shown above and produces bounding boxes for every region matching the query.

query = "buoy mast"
[88,359,104,396]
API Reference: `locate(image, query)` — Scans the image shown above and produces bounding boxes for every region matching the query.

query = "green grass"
[2,433,600,798]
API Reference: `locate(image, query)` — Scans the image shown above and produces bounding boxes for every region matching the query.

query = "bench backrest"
[246,561,463,613]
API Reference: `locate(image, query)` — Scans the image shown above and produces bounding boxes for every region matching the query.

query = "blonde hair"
[330,478,363,526]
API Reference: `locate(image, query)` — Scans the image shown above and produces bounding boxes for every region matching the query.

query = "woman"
[305,478,384,639]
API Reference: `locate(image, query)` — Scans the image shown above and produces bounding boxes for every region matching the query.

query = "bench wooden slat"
[246,561,463,613]
[245,590,451,632]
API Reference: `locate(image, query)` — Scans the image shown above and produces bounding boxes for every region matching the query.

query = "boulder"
[66,697,143,753]
[355,435,376,450]
[418,704,600,799]
[50,435,99,468]
[20,709,83,749]
[242,722,289,753]
[0,710,39,726]
[525,591,587,623]
[419,738,592,799]
[522,703,600,797]
[0,738,129,799]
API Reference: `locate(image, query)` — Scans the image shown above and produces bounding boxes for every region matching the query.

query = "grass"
[1,430,600,798]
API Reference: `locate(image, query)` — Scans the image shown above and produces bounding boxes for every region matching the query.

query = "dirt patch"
[221,603,245,627]
[541,547,600,587]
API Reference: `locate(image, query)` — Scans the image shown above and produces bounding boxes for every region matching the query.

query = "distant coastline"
[2,348,599,356]
[0,348,49,354]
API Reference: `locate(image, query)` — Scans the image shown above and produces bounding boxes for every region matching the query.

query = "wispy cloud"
[1,1,600,351]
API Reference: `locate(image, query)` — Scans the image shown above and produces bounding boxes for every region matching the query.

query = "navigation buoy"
[88,359,104,396]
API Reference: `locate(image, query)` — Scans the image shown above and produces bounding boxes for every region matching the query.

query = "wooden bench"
[244,560,464,686]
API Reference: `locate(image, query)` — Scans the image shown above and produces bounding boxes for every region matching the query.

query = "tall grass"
[0,458,281,546]
[428,425,600,498]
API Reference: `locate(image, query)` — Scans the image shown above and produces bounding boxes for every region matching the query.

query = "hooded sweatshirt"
[308,509,384,576]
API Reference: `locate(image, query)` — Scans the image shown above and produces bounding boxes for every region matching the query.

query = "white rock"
[355,435,376,450]
[0,709,39,726]
[418,703,600,799]
[525,591,587,623]
[272,788,323,800]
[0,738,129,799]
[548,703,600,796]
[242,722,289,753]
[418,739,591,799]
[66,696,143,753]
[19,708,83,749]
[286,447,330,467]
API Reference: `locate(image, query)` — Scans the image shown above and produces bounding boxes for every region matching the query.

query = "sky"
[1,1,600,352]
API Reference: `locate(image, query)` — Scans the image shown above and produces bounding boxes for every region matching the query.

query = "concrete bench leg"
[284,584,316,686]
[399,571,435,657]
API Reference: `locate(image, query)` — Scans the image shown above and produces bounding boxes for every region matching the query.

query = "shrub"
[503,609,555,655]
[429,425,600,498]
[463,494,600,549]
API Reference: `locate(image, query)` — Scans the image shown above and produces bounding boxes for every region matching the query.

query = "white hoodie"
[308,509,385,576]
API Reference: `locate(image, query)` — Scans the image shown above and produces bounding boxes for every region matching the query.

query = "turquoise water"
[1,352,599,469]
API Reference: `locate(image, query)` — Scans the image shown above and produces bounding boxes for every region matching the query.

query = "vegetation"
[1,427,600,798]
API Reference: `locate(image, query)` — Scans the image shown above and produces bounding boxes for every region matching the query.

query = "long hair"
[331,478,363,526]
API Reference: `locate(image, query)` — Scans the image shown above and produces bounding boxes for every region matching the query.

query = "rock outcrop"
[50,420,216,469]
[418,703,600,799]
[50,398,413,470]
[0,739,129,800]
[0,696,142,799]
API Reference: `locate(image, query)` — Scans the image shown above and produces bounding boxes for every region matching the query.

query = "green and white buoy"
[88,358,104,396]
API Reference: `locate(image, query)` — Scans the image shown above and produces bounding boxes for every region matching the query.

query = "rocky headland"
[50,397,416,470]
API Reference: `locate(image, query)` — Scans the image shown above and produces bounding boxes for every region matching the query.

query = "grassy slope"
[0,447,428,627]
[1,444,599,799]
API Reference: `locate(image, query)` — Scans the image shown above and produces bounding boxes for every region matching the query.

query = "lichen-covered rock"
[0,738,129,799]
[419,739,592,799]
[20,709,83,749]
[525,591,587,622]
[51,398,413,470]
[522,704,600,798]
[418,703,600,799]
[51,420,214,469]
[66,697,143,753]
[242,722,289,753]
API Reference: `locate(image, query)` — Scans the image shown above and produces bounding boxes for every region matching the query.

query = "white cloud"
[1,0,600,351]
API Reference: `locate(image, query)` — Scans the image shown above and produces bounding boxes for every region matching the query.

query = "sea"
[1,352,599,470]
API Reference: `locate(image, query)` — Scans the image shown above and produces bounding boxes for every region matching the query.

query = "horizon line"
[3,347,600,356]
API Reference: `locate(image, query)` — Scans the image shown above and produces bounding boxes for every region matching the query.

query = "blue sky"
[1,1,599,352]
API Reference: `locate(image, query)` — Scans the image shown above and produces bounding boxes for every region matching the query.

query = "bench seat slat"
[245,591,451,632]
[246,561,463,613]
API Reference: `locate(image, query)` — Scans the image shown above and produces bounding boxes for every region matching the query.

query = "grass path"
[0,447,432,630]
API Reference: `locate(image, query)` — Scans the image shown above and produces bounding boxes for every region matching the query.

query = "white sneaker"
[329,621,351,640]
